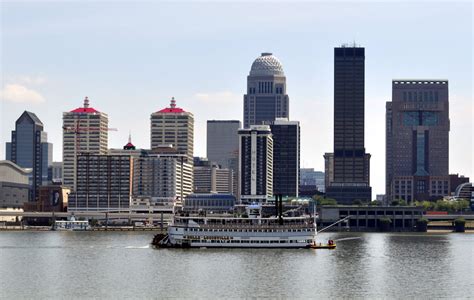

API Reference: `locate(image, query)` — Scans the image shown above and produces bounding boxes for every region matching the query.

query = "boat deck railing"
[176,223,315,230]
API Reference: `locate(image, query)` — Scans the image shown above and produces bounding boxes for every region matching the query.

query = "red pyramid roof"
[71,97,99,113]
[157,97,185,113]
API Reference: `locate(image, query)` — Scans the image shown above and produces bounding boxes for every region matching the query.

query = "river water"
[0,231,472,299]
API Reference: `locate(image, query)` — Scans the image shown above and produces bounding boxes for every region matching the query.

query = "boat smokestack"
[278,194,283,225]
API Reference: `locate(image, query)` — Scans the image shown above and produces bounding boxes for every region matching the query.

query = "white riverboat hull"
[158,224,317,249]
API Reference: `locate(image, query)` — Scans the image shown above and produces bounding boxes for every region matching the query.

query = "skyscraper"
[6,111,52,201]
[386,80,450,202]
[206,120,240,170]
[207,120,240,196]
[243,53,289,128]
[151,97,194,163]
[238,125,273,203]
[62,97,109,190]
[325,45,372,204]
[268,118,300,197]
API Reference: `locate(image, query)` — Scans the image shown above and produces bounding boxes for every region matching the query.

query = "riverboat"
[54,219,90,231]
[153,200,318,249]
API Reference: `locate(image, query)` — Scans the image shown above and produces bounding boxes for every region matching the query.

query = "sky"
[1,1,473,197]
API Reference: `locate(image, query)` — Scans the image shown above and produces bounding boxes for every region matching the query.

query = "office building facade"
[325,46,372,204]
[150,97,194,163]
[49,162,63,183]
[243,53,289,128]
[193,157,234,194]
[6,111,52,201]
[68,154,132,211]
[268,118,300,197]
[238,125,273,203]
[386,80,450,202]
[132,147,193,205]
[300,168,325,193]
[63,97,108,191]
[207,120,240,169]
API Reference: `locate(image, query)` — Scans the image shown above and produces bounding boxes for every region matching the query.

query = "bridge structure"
[423,214,474,221]
[0,209,174,226]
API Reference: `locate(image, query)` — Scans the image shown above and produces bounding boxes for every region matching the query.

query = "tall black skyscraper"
[6,111,52,201]
[269,118,300,198]
[325,45,372,204]
[243,53,289,128]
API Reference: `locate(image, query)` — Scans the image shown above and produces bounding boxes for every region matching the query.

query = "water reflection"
[0,232,472,298]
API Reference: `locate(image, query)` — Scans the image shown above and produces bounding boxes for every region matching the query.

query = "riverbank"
[1,226,473,233]
[0,226,166,232]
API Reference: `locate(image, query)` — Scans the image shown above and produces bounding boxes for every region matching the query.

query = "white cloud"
[194,91,240,104]
[5,75,47,86]
[17,75,47,85]
[0,84,46,104]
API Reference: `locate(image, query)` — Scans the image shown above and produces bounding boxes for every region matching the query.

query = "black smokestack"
[278,194,283,225]
[275,194,279,217]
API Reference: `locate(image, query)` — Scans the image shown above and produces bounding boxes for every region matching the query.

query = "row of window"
[183,227,314,233]
[402,90,439,102]
[183,239,312,244]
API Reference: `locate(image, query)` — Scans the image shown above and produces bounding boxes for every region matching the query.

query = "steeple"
[123,131,136,150]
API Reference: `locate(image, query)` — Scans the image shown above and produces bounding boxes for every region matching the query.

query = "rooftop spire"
[84,96,89,108]
[170,97,176,108]
[123,131,136,150]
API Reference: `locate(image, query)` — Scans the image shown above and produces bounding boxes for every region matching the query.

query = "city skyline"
[1,2,472,197]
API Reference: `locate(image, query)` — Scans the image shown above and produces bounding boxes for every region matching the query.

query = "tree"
[456,199,470,212]
[416,217,429,232]
[398,199,408,206]
[379,217,392,232]
[90,218,98,227]
[369,200,382,206]
[353,199,363,206]
[454,217,466,233]
[312,195,338,206]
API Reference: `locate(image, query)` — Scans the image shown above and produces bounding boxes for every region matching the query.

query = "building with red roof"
[62,97,109,190]
[150,97,194,163]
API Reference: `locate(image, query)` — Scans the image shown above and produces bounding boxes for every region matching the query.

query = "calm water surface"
[0,231,472,299]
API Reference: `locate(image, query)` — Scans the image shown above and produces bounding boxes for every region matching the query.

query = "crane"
[63,119,118,155]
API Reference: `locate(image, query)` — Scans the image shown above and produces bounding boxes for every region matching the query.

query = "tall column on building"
[6,111,52,201]
[62,97,109,191]
[269,118,300,198]
[238,125,273,203]
[325,45,372,204]
[243,53,289,128]
[150,97,194,163]
[386,80,450,203]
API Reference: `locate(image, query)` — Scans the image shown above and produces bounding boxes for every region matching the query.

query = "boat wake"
[125,245,150,249]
